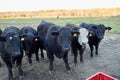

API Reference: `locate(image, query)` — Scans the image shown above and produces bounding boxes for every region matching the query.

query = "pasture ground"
[0,17,120,80]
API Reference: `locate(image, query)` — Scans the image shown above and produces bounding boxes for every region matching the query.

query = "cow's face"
[0,32,22,57]
[20,34,39,54]
[90,24,112,39]
[78,28,89,46]
[51,27,79,56]
[95,24,111,39]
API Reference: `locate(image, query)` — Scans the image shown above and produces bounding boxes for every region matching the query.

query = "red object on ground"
[86,72,117,80]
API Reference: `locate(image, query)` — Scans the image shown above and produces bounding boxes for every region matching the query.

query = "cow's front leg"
[35,50,39,62]
[7,63,13,80]
[63,53,72,73]
[27,54,32,65]
[47,52,54,73]
[89,44,94,57]
[95,41,100,56]
[40,48,44,59]
[16,57,24,79]
[79,49,84,62]
[0,62,1,67]
[95,45,99,55]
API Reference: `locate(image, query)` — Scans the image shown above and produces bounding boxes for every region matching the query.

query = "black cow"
[45,25,79,73]
[80,23,112,57]
[37,20,55,59]
[0,26,24,80]
[0,29,2,67]
[21,27,40,65]
[0,29,2,35]
[66,23,89,65]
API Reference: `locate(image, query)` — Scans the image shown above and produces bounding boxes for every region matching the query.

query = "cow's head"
[20,33,39,54]
[0,32,22,57]
[51,27,80,56]
[90,24,112,39]
[78,28,89,47]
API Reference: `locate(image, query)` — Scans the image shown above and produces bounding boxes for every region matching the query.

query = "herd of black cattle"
[0,20,112,80]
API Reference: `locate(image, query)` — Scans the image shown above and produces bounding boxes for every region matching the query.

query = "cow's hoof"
[67,69,73,73]
[29,63,32,66]
[90,54,93,58]
[80,60,83,62]
[41,57,44,60]
[37,60,40,63]
[96,54,98,56]
[74,63,79,66]
[19,76,24,80]
[49,70,54,74]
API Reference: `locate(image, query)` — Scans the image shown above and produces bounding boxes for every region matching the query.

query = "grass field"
[0,16,120,34]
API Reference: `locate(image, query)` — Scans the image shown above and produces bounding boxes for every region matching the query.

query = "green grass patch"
[0,17,120,34]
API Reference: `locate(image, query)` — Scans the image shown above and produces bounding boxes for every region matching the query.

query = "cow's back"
[37,20,55,49]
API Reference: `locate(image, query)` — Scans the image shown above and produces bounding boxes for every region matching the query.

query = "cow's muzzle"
[13,52,21,57]
[63,48,70,53]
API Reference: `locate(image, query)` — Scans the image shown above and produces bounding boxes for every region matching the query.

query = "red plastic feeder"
[86,72,117,80]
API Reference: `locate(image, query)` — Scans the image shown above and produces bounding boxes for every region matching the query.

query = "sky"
[0,0,120,12]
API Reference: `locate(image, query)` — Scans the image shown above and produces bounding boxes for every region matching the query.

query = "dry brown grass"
[0,8,120,19]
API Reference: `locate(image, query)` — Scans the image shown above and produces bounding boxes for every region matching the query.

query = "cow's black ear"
[92,26,97,29]
[51,31,59,36]
[106,27,112,31]
[72,32,80,37]
[0,36,6,42]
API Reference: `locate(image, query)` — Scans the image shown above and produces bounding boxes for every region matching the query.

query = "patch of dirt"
[0,33,120,80]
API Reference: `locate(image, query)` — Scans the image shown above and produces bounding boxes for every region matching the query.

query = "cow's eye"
[9,37,12,40]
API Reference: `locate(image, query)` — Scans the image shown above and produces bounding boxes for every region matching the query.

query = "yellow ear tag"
[21,38,24,41]
[35,38,38,41]
[73,33,77,37]
[89,33,92,37]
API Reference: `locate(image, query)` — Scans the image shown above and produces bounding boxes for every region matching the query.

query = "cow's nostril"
[63,48,70,52]
[82,43,86,46]
[14,52,21,57]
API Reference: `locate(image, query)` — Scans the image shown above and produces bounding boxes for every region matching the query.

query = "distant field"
[0,17,120,34]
